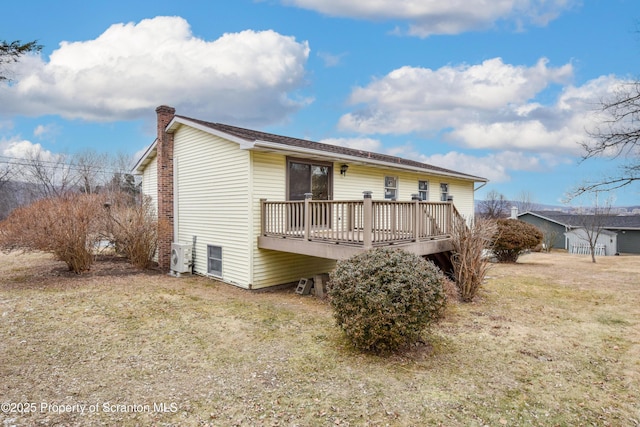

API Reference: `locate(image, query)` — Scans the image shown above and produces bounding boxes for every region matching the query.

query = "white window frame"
[384,176,398,200]
[440,183,449,202]
[207,245,223,277]
[418,180,429,201]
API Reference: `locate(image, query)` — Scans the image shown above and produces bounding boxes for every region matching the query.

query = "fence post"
[363,191,373,249]
[304,193,312,241]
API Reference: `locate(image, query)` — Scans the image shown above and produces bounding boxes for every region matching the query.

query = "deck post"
[411,194,421,241]
[363,191,373,249]
[260,198,267,236]
[304,193,312,241]
[445,202,452,234]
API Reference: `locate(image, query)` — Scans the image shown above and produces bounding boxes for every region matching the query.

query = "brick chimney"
[156,105,176,271]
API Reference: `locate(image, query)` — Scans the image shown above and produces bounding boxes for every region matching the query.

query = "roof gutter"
[132,139,158,174]
[251,139,488,183]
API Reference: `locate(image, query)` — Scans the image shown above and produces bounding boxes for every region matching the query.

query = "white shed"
[565,228,618,256]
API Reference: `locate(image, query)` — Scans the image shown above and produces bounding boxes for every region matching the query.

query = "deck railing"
[260,193,456,249]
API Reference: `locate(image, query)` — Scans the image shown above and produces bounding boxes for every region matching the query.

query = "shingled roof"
[175,115,487,182]
[520,211,640,230]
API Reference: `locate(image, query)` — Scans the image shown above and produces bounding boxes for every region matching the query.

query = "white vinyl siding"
[140,155,159,262]
[173,126,252,288]
[250,151,336,289]
[446,180,475,220]
[140,126,478,289]
[332,163,475,220]
[140,154,158,217]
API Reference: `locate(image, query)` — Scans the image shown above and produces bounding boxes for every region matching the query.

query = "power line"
[0,155,134,175]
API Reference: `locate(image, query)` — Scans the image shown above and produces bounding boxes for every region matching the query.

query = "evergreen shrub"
[328,248,446,353]
[492,219,543,263]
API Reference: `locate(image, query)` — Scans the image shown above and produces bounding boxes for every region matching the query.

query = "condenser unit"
[170,242,192,274]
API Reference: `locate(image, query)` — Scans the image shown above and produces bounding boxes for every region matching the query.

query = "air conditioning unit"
[170,242,192,274]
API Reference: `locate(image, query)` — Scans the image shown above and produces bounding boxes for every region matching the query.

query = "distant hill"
[475,200,640,216]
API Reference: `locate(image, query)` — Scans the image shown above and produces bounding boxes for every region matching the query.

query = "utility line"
[0,156,133,175]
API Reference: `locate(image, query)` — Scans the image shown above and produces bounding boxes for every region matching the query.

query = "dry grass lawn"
[0,251,638,426]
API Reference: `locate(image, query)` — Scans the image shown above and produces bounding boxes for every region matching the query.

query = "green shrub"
[492,219,543,263]
[328,248,446,354]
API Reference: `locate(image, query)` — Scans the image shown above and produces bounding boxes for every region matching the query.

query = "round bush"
[492,219,543,263]
[328,248,446,353]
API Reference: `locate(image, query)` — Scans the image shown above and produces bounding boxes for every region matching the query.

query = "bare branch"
[17,148,79,198]
[477,190,509,219]
[570,194,615,263]
[573,81,640,199]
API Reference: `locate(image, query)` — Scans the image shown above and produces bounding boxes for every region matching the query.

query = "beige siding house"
[134,106,487,289]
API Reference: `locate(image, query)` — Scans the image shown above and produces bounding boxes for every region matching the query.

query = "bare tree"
[0,163,16,220]
[102,152,139,202]
[19,147,78,198]
[0,162,12,190]
[514,190,539,213]
[73,150,110,194]
[574,81,640,198]
[539,223,561,252]
[477,190,509,219]
[573,193,614,263]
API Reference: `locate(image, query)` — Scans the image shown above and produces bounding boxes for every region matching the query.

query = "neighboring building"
[518,210,640,255]
[134,106,488,289]
[565,228,617,256]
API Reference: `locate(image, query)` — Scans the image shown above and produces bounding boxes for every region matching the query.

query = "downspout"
[474,181,488,192]
[173,155,179,245]
[191,235,197,274]
[473,181,487,219]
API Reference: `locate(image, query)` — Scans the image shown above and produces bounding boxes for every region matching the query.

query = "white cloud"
[421,151,512,183]
[417,150,570,183]
[445,75,623,155]
[281,0,576,36]
[317,51,347,67]
[339,58,573,133]
[338,58,628,156]
[0,16,311,125]
[1,138,56,162]
[33,123,59,139]
[318,134,568,183]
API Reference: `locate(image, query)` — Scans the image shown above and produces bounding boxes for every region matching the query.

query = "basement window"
[207,245,222,277]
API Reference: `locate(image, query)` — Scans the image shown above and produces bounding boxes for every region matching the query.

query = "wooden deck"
[258,195,458,260]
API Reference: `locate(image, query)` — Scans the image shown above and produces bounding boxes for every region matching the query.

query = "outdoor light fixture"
[340,164,349,176]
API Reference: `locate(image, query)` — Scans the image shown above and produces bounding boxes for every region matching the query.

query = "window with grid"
[418,180,429,201]
[440,183,449,202]
[384,176,397,200]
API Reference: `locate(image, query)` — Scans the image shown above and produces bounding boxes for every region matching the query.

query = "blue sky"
[2,0,640,207]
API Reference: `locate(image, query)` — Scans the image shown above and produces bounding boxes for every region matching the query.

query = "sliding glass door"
[288,161,331,201]
[287,159,333,229]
